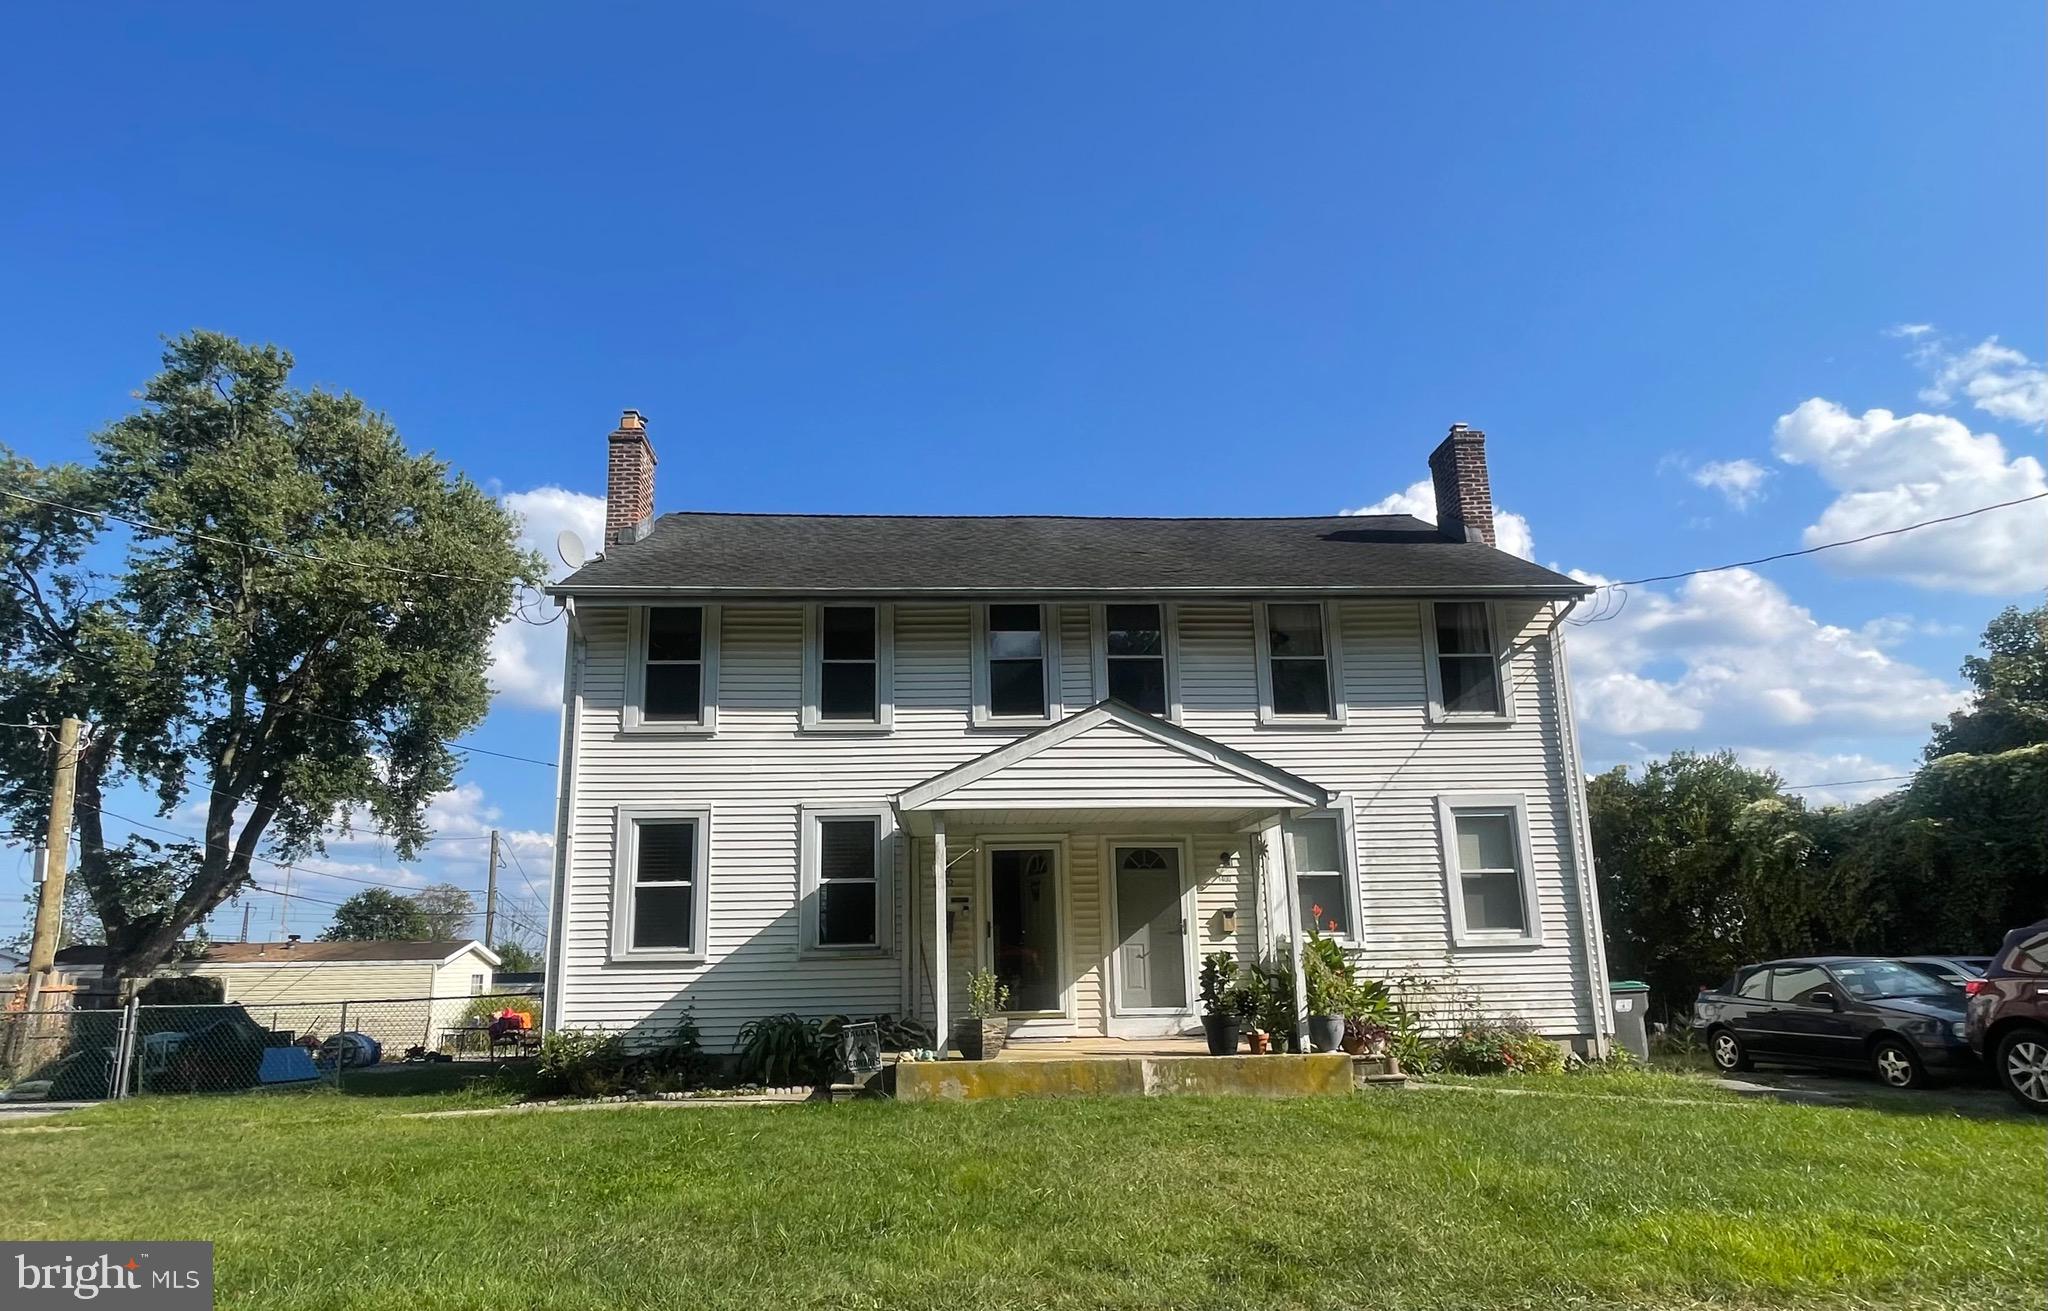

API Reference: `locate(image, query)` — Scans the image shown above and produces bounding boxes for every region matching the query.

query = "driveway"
[1723,1066,2016,1117]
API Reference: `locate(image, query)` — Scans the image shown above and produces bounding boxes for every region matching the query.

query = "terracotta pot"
[1246,1030,1272,1055]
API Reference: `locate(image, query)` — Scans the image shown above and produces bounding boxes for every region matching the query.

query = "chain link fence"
[0,991,542,1103]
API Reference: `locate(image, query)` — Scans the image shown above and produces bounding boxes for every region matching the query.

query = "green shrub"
[630,1011,712,1092]
[1432,1017,1566,1076]
[458,993,540,1027]
[965,969,1009,1020]
[734,1013,823,1087]
[533,1028,629,1097]
[137,975,226,1006]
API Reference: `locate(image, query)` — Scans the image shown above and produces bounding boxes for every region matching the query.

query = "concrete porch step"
[892,1051,1354,1102]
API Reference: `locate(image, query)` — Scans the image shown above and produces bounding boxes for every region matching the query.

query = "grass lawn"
[2,1071,2037,1310]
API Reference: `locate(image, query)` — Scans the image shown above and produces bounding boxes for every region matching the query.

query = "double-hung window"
[973,603,1060,726]
[1284,800,1358,941]
[625,605,719,732]
[803,603,893,730]
[1255,602,1344,724]
[800,808,892,954]
[1437,793,1540,946]
[1096,602,1175,718]
[1423,601,1510,722]
[610,807,712,961]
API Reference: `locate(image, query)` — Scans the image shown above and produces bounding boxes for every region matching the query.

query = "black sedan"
[1692,956,1973,1089]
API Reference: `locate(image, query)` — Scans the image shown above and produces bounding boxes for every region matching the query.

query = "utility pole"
[25,717,82,977]
[274,863,294,937]
[484,829,500,947]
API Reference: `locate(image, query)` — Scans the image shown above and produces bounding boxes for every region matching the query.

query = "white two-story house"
[543,412,1612,1055]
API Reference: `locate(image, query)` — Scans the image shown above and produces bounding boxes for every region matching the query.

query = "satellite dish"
[555,530,587,570]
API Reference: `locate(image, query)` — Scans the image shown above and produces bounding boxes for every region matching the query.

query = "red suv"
[1966,918,2048,1114]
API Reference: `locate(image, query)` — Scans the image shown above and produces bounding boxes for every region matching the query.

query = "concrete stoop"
[891,1051,1355,1103]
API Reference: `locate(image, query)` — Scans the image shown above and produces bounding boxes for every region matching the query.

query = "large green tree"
[1588,752,1838,1008]
[0,332,540,977]
[410,881,476,940]
[321,888,432,942]
[1926,603,2047,761]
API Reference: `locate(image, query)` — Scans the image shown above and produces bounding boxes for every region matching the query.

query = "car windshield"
[1832,960,1949,1000]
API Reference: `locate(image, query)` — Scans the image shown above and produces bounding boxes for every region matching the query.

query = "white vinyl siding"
[554,597,1598,1045]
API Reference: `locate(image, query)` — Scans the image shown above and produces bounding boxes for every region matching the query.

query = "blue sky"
[2,5,2043,944]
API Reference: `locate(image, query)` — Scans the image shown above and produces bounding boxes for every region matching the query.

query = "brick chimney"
[605,410,656,545]
[1427,423,1495,547]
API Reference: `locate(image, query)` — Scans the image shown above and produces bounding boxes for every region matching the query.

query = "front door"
[987,845,1063,1015]
[1112,845,1189,1013]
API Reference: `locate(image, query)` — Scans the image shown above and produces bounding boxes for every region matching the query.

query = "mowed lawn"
[1,1074,2037,1310]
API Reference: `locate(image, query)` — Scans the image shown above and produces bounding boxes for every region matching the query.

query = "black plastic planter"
[1201,1014,1240,1055]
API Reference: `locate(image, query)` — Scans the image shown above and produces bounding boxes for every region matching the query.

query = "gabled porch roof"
[891,700,1328,835]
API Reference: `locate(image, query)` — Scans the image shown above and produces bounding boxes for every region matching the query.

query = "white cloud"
[1346,479,1536,561]
[489,487,605,711]
[1771,398,2048,593]
[1887,323,1936,339]
[1688,458,1771,510]
[1566,566,1962,756]
[1911,335,2047,427]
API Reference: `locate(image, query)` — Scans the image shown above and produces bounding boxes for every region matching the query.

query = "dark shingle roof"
[553,513,1587,597]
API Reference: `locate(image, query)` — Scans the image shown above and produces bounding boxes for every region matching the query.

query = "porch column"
[931,815,949,1054]
[1277,817,1310,1053]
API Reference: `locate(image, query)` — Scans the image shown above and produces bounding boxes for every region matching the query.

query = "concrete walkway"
[401,1091,815,1119]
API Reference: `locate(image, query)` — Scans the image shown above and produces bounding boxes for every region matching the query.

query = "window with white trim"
[1286,805,1356,940]
[1437,793,1540,946]
[973,604,1060,725]
[1424,601,1508,721]
[800,808,892,953]
[1256,602,1343,723]
[470,974,485,995]
[1102,603,1171,716]
[625,605,719,732]
[610,807,712,960]
[804,604,893,730]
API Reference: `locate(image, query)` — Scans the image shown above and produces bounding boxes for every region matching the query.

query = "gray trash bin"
[1608,980,1651,1062]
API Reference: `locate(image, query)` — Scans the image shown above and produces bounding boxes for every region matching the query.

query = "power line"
[1778,772,1915,791]
[1597,491,2048,590]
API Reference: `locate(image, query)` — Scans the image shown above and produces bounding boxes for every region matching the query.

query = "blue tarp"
[258,1046,320,1084]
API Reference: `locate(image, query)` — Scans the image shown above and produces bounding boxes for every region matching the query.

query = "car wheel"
[1869,1037,1925,1090]
[1710,1028,1751,1074]
[1996,1027,2048,1114]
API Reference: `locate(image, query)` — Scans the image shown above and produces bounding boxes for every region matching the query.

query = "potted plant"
[1302,909,1351,1053]
[1199,953,1243,1055]
[957,967,1010,1060]
[1342,978,1394,1056]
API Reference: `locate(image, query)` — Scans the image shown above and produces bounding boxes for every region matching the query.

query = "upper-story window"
[1437,792,1541,947]
[624,605,720,733]
[972,603,1062,727]
[1094,602,1177,719]
[1423,601,1511,723]
[1255,601,1345,725]
[803,604,894,731]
